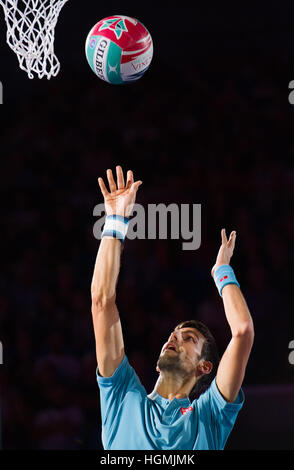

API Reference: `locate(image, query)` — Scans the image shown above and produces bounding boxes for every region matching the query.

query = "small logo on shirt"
[181,406,193,415]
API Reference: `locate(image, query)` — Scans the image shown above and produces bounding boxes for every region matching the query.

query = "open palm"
[98,166,142,217]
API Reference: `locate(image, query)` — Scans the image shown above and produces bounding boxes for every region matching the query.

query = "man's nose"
[170,331,181,343]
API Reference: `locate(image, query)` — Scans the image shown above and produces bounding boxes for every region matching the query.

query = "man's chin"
[157,353,181,372]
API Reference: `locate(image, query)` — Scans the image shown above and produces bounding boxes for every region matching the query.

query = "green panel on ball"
[106,41,123,84]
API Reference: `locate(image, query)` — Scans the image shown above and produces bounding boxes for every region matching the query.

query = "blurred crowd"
[0,47,293,449]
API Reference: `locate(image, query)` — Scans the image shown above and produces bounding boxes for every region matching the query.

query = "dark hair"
[175,320,220,401]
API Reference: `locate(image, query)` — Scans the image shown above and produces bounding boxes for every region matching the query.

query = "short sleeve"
[198,378,245,449]
[96,355,143,434]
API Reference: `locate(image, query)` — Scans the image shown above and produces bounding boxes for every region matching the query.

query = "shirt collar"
[147,390,191,407]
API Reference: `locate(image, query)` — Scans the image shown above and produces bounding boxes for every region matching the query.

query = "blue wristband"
[101,215,130,243]
[214,264,240,297]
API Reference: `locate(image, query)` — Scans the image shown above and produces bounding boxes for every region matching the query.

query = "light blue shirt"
[97,355,244,450]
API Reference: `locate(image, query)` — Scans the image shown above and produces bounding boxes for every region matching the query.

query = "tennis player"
[91,166,254,450]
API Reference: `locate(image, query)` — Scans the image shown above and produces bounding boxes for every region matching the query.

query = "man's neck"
[153,372,195,401]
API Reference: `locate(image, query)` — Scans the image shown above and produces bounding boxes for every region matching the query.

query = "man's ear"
[196,360,213,377]
[156,366,160,373]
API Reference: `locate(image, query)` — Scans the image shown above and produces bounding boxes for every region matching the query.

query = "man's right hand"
[98,166,142,217]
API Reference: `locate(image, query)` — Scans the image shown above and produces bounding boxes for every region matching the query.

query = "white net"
[0,0,68,79]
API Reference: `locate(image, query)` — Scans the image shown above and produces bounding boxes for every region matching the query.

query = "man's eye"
[185,336,195,342]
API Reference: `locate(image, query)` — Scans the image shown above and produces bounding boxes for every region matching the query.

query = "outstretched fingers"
[132,180,143,192]
[126,170,134,189]
[221,228,237,247]
[99,167,142,199]
[127,170,142,196]
[221,228,227,245]
[228,231,237,251]
[98,177,109,197]
[107,168,117,193]
[116,165,125,190]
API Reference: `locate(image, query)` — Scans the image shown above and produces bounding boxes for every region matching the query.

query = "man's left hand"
[211,229,237,278]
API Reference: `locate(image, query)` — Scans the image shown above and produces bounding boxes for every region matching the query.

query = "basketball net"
[0,0,68,79]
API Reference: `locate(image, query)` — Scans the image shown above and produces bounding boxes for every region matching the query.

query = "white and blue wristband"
[101,215,130,243]
[214,264,240,297]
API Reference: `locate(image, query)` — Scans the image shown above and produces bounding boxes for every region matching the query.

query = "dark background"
[0,0,293,450]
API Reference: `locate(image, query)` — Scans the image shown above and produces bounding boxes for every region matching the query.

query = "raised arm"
[91,166,142,377]
[211,229,254,403]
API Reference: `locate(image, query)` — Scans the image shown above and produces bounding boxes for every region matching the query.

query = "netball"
[85,15,153,84]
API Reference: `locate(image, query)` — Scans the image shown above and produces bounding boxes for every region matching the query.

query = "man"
[91,166,254,450]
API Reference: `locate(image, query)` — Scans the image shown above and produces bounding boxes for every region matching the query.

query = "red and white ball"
[85,15,153,84]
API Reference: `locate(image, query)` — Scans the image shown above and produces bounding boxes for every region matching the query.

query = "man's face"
[156,327,206,377]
